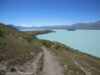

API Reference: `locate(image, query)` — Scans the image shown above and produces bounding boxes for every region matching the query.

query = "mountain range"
[8,20,100,30]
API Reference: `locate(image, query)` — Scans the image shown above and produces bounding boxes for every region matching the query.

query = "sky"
[0,0,100,26]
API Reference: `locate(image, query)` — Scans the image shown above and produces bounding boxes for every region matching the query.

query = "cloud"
[35,24,43,27]
[17,24,32,27]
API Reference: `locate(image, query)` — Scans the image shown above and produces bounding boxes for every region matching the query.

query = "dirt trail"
[6,52,43,75]
[42,46,64,75]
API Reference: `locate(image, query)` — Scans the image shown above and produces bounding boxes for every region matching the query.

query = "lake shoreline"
[37,30,100,58]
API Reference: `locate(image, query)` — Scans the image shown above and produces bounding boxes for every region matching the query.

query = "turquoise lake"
[37,30,100,57]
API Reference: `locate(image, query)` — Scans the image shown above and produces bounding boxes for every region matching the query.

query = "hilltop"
[0,23,100,75]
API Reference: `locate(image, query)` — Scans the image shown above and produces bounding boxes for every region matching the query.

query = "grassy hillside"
[0,23,42,65]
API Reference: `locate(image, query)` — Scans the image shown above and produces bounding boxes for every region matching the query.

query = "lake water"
[37,30,100,57]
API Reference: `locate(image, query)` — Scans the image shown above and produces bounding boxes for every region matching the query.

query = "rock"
[30,52,34,56]
[10,68,16,72]
[64,64,69,70]
[0,61,6,71]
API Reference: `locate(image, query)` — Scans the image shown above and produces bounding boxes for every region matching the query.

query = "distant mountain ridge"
[7,20,100,30]
[69,20,100,30]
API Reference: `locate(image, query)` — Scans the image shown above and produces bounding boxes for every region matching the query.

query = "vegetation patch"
[0,23,42,65]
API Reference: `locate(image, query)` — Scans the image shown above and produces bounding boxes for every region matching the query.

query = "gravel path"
[42,46,64,75]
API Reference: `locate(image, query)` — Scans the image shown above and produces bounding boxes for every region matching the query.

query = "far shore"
[24,30,55,36]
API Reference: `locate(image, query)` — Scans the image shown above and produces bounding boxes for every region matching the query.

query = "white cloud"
[35,24,43,27]
[17,24,32,27]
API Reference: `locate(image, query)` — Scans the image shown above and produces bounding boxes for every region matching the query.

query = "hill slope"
[0,23,100,75]
[0,23,43,65]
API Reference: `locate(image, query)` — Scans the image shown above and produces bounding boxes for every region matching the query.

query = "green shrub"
[23,37,33,42]
[0,30,4,37]
[0,70,6,75]
[42,41,51,48]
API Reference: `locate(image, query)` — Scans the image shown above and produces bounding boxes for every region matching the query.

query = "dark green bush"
[42,41,51,48]
[0,70,6,75]
[23,37,33,42]
[0,30,4,37]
